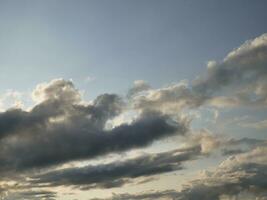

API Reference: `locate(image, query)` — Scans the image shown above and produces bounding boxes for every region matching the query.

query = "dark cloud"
[31,146,200,189]
[0,110,185,172]
[0,79,187,173]
[25,131,264,191]
[0,33,266,199]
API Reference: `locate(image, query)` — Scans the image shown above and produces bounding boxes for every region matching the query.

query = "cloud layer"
[0,79,188,174]
[91,143,267,200]
[131,33,267,112]
[0,33,267,199]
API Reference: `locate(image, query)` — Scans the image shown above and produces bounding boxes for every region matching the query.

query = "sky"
[0,1,267,200]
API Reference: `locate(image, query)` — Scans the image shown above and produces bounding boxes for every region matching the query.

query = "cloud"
[176,144,267,200]
[127,80,151,98]
[30,146,200,189]
[27,132,264,191]
[181,130,264,156]
[194,33,267,92]
[130,33,267,112]
[2,190,57,200]
[91,143,267,200]
[239,118,267,129]
[193,33,267,107]
[90,190,180,200]
[220,137,265,156]
[184,129,221,154]
[0,33,266,199]
[0,90,25,111]
[0,79,187,174]
[31,79,82,103]
[131,80,204,114]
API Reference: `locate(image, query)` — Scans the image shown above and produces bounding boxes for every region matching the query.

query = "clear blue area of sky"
[0,0,267,99]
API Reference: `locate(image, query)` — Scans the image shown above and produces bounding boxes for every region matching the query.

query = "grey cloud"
[31,146,200,189]
[29,134,263,190]
[221,148,246,156]
[176,144,267,200]
[132,82,204,114]
[177,163,267,200]
[2,190,57,200]
[225,137,264,146]
[90,190,180,200]
[192,33,267,108]
[182,130,264,156]
[0,79,187,173]
[130,33,267,112]
[91,144,267,200]
[220,137,265,156]
[0,110,184,172]
[0,33,266,199]
[193,33,267,94]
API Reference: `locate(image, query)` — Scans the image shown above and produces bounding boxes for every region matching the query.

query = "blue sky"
[1,0,267,98]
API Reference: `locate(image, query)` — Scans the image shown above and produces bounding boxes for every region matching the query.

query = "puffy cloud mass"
[0,79,187,174]
[0,33,267,199]
[131,33,267,112]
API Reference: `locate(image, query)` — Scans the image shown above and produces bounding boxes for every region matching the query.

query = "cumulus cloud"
[0,79,188,174]
[90,190,180,200]
[0,33,267,199]
[130,33,267,113]
[131,80,204,114]
[193,33,267,107]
